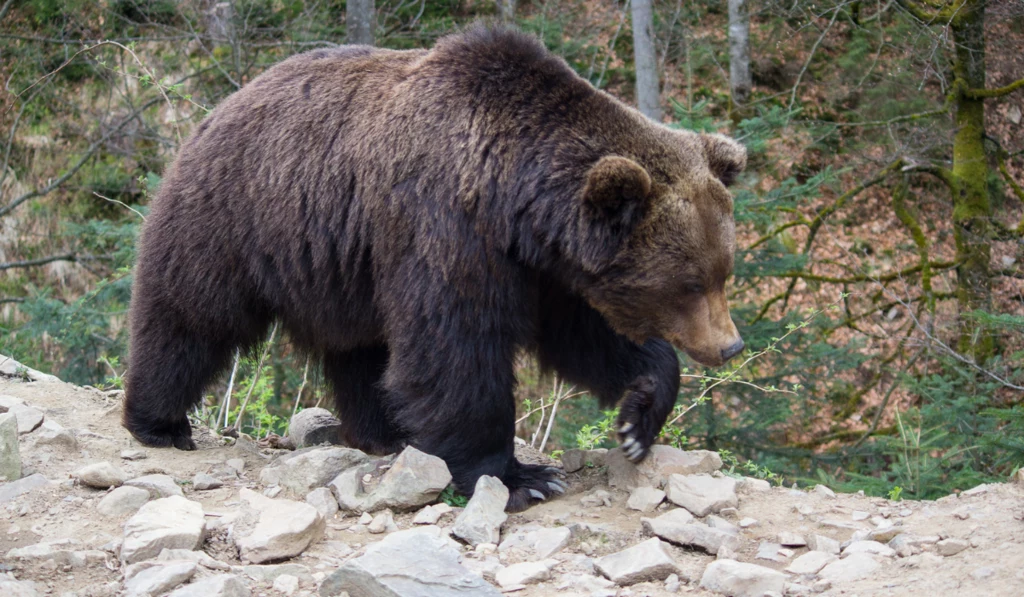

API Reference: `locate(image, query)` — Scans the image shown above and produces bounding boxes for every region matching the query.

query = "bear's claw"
[503,461,568,512]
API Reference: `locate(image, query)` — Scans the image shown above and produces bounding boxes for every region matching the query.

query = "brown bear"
[123,25,746,511]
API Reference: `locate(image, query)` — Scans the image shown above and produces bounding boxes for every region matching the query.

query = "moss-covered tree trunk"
[949,0,994,359]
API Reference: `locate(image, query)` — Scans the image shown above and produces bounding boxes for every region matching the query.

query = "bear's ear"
[582,156,652,212]
[701,133,747,187]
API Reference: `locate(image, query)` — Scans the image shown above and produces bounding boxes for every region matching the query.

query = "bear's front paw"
[616,375,658,463]
[503,461,567,512]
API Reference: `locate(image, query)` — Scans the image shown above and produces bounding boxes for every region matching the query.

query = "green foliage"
[439,485,468,508]
[887,486,903,501]
[720,449,786,486]
[574,409,618,451]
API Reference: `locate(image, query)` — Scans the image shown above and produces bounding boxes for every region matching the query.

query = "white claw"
[622,437,636,449]
[619,422,635,434]
[547,482,565,495]
[528,489,545,500]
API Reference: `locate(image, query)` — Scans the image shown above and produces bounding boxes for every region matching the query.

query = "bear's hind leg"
[124,312,239,450]
[324,346,406,455]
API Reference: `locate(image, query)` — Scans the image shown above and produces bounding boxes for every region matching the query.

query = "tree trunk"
[950,0,993,359]
[728,0,752,112]
[498,0,517,23]
[348,0,375,46]
[631,0,662,121]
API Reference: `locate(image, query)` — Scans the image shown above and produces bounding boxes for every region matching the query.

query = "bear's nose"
[720,338,745,362]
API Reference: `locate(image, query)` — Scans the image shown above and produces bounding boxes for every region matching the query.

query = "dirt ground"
[1,373,1023,597]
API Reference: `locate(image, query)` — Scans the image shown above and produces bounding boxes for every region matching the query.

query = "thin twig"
[232,322,279,431]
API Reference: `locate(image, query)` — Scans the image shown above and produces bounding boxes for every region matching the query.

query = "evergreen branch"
[831,89,954,129]
[966,77,1024,99]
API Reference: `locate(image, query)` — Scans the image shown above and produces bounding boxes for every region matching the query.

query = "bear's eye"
[682,282,706,295]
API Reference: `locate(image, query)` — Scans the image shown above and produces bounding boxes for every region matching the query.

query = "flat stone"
[124,560,197,597]
[807,534,841,555]
[97,486,151,518]
[121,449,148,461]
[627,486,666,513]
[412,504,444,525]
[842,540,896,558]
[165,574,249,597]
[76,461,128,489]
[495,559,558,588]
[125,474,183,498]
[367,509,397,534]
[706,515,739,534]
[0,355,60,382]
[818,552,879,582]
[868,526,903,543]
[756,542,788,563]
[0,412,21,482]
[273,574,299,596]
[319,526,499,596]
[452,475,508,546]
[0,579,40,597]
[665,474,738,517]
[6,539,109,568]
[288,407,342,448]
[561,448,608,473]
[32,419,76,449]
[785,551,837,575]
[737,477,771,493]
[813,485,836,498]
[157,548,232,571]
[643,517,740,554]
[6,404,43,434]
[498,526,572,560]
[594,537,677,586]
[607,445,722,489]
[936,538,970,556]
[305,487,339,519]
[233,488,324,564]
[241,563,313,583]
[193,472,223,491]
[122,496,206,564]
[700,559,786,597]
[777,532,807,547]
[0,473,50,503]
[261,447,370,497]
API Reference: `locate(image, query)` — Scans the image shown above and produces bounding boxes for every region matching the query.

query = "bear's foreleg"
[537,289,681,463]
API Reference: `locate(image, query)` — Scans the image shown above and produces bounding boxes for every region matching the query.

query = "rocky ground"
[1,354,1023,597]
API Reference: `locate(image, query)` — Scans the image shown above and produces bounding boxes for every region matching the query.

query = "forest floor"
[1,359,1023,597]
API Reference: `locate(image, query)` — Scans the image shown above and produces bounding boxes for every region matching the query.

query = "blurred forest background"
[1,0,1022,499]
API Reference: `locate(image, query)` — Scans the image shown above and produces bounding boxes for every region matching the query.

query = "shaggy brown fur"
[124,25,746,511]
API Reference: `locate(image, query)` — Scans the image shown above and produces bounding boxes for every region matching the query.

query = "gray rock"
[6,539,109,568]
[0,355,61,382]
[607,445,722,489]
[737,477,771,493]
[273,574,299,596]
[97,486,151,518]
[241,563,313,583]
[498,526,572,560]
[580,488,613,507]
[561,448,608,473]
[813,484,836,498]
[642,516,740,554]
[627,486,666,513]
[125,474,184,498]
[193,472,223,491]
[412,503,445,525]
[807,534,841,555]
[166,575,249,597]
[785,551,837,575]
[936,538,970,556]
[594,538,677,586]
[233,488,324,564]
[319,526,500,596]
[777,531,807,547]
[556,574,616,597]
[842,540,895,558]
[305,487,339,519]
[818,552,879,582]
[122,496,206,564]
[755,542,788,563]
[706,515,739,534]
[261,447,370,496]
[6,404,43,434]
[0,412,21,482]
[124,560,197,597]
[157,548,232,571]
[0,579,40,597]
[76,461,128,489]
[665,474,738,517]
[367,508,397,534]
[452,475,508,546]
[0,473,49,503]
[288,407,343,448]
[868,526,903,543]
[700,560,787,597]
[333,446,451,513]
[32,419,76,449]
[121,449,148,460]
[495,559,559,588]
[225,458,246,474]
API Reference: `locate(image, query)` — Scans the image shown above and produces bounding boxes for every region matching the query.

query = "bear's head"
[578,131,746,367]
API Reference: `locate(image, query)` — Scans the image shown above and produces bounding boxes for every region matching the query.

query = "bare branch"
[0,253,76,271]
